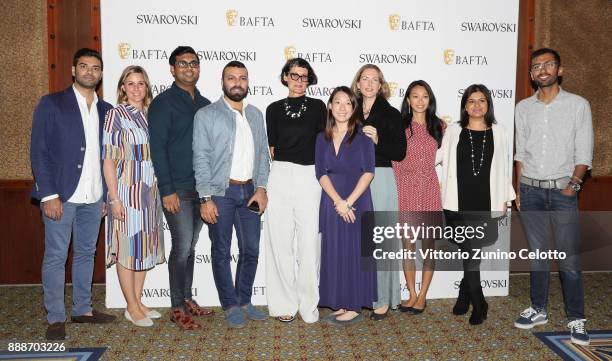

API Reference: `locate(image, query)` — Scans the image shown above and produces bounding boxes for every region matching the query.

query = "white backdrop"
[101,0,519,307]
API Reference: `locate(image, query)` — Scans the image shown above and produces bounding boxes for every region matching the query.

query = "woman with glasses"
[264,58,327,323]
[103,65,165,327]
[350,64,406,320]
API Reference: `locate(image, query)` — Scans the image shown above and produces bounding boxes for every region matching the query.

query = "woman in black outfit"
[264,58,327,323]
[350,64,407,319]
[437,84,515,325]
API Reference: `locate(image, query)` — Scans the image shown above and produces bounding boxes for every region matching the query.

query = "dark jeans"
[208,183,261,310]
[519,183,584,320]
[164,189,204,309]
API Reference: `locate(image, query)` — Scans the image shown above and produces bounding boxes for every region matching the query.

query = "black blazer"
[361,95,407,167]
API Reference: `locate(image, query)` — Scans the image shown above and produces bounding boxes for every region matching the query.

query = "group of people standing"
[31,46,593,346]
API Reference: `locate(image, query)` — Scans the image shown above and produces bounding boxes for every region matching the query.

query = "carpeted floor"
[0,273,610,360]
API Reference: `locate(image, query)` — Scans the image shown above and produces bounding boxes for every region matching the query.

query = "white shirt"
[67,86,103,203]
[225,98,255,181]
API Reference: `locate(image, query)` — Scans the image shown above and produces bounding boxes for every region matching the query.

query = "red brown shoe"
[170,308,202,330]
[184,299,214,317]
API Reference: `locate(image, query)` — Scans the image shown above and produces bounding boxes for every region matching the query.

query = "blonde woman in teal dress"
[103,65,165,327]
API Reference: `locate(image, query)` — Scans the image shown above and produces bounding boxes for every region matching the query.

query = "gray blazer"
[193,96,270,197]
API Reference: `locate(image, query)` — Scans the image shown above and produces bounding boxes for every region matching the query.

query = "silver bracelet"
[108,199,121,205]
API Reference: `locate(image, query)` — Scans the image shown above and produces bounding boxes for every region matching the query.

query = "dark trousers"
[207,183,261,310]
[519,183,584,320]
[164,189,204,309]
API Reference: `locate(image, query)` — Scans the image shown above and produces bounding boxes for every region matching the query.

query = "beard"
[223,85,247,102]
[74,74,100,89]
[534,72,559,88]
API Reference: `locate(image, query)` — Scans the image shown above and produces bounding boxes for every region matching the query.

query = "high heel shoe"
[124,310,153,327]
[453,278,470,315]
[468,288,488,325]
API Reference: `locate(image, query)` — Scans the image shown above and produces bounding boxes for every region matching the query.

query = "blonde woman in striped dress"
[103,65,165,327]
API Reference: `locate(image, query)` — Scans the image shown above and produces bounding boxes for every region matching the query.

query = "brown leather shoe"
[71,309,116,324]
[170,308,202,330]
[46,322,66,340]
[184,299,214,317]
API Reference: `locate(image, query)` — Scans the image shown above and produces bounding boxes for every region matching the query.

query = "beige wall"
[535,0,611,176]
[0,0,47,179]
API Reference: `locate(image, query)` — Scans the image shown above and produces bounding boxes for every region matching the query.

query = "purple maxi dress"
[315,130,378,311]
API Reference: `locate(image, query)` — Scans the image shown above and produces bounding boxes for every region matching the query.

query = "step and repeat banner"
[101,0,519,307]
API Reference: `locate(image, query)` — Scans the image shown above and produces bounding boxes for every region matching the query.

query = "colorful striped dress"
[103,103,165,270]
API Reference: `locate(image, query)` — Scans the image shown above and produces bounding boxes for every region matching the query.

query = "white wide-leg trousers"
[264,161,321,323]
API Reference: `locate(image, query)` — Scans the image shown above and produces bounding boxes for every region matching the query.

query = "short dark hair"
[169,46,198,66]
[459,84,496,128]
[280,58,318,86]
[222,61,247,78]
[530,47,561,67]
[72,48,103,69]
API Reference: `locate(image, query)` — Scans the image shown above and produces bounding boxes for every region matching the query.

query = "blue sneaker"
[514,307,548,329]
[241,303,267,321]
[225,306,245,328]
[568,319,590,346]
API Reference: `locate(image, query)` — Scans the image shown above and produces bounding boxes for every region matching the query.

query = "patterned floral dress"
[392,122,442,228]
[103,103,165,270]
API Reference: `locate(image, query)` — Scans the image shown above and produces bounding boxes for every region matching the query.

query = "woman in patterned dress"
[392,80,444,314]
[103,65,165,327]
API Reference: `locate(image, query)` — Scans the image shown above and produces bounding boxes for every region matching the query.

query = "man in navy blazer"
[30,48,116,340]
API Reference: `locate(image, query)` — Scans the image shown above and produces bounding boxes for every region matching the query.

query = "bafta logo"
[226,9,238,26]
[284,46,297,60]
[389,14,400,30]
[442,115,452,125]
[118,43,131,60]
[388,82,398,97]
[443,49,455,65]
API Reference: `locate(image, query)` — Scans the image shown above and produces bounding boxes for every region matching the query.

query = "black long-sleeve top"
[361,95,407,167]
[266,95,327,165]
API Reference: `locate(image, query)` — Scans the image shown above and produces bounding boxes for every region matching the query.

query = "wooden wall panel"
[0,181,106,284]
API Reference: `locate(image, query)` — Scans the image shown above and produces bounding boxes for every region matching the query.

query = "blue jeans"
[519,183,584,320]
[164,189,204,309]
[42,199,102,324]
[208,183,260,310]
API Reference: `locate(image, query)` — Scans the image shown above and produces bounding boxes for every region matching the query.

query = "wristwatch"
[569,182,581,192]
[199,196,212,204]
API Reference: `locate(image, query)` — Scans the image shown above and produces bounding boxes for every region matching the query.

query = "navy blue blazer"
[30,86,113,202]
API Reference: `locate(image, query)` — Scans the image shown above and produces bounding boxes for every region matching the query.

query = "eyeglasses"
[288,73,309,82]
[530,61,558,72]
[176,60,200,69]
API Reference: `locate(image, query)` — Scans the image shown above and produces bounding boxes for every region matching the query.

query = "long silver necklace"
[284,97,308,118]
[468,128,487,176]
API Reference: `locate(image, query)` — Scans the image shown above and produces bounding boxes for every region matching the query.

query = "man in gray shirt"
[513,48,593,346]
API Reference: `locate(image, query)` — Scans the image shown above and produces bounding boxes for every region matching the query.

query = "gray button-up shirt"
[514,88,593,180]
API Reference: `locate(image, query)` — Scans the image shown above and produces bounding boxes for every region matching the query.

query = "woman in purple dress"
[316,86,377,326]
